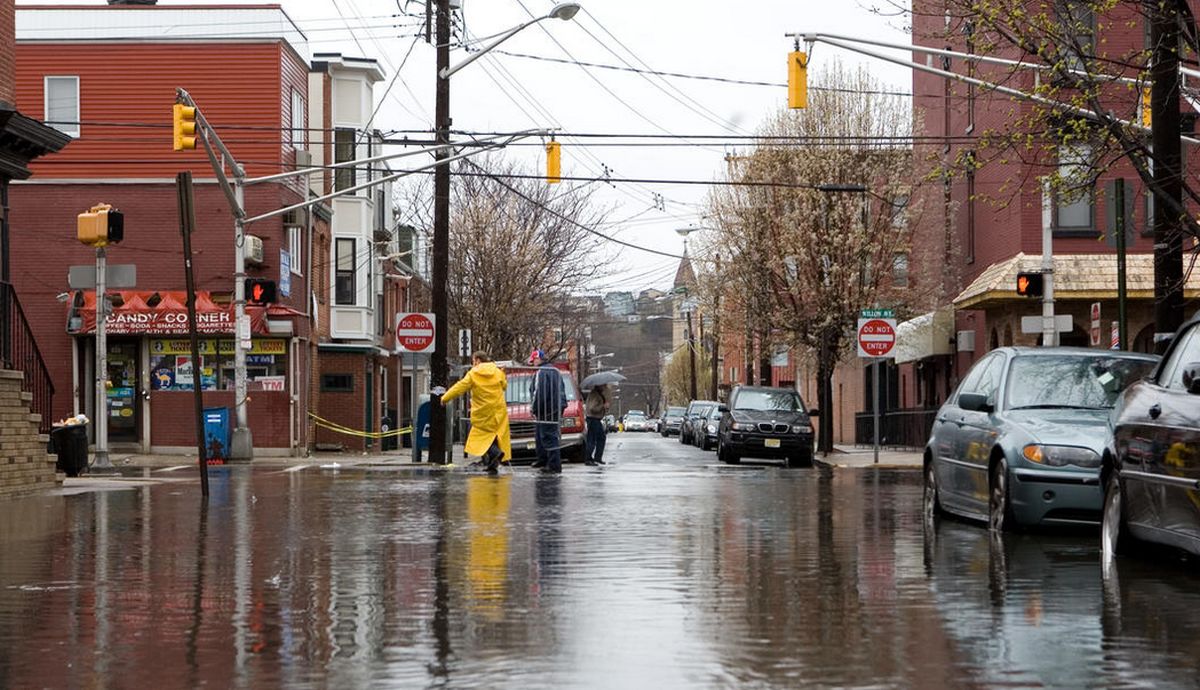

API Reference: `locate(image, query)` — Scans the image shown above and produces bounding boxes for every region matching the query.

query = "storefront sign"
[150,339,287,356]
[257,376,286,391]
[280,250,291,297]
[75,290,269,336]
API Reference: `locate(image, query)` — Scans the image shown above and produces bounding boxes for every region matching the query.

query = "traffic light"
[173,103,197,151]
[546,140,561,184]
[76,204,124,247]
[788,50,808,109]
[245,278,277,305]
[1016,271,1044,298]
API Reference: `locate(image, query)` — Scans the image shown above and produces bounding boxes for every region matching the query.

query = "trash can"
[49,422,89,477]
[202,407,230,465]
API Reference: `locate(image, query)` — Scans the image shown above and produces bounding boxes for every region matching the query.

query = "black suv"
[717,385,816,468]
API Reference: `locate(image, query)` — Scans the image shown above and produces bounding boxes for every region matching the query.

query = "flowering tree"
[705,60,923,452]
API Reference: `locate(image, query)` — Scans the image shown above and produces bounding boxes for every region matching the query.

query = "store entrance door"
[106,339,140,442]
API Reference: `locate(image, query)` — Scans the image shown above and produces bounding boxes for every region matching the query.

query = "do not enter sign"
[857,317,897,358]
[396,312,436,353]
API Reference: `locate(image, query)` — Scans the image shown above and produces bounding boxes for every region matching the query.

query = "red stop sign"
[858,319,896,358]
[396,313,435,353]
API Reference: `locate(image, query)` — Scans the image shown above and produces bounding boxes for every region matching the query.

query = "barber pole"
[1111,321,1120,350]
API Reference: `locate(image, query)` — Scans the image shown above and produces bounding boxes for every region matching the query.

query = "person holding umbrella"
[580,370,626,467]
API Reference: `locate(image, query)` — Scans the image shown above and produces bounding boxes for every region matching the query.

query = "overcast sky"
[23,0,913,294]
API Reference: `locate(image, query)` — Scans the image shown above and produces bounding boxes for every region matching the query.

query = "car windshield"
[666,407,686,417]
[1005,355,1157,410]
[733,390,802,412]
[627,412,645,418]
[503,371,578,404]
[692,404,714,416]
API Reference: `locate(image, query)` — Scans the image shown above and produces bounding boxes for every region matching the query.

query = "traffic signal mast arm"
[785,32,1200,145]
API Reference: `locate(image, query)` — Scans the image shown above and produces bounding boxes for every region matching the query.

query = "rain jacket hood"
[441,361,512,460]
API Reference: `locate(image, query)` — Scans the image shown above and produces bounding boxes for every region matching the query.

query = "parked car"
[623,410,650,432]
[716,386,816,467]
[602,414,617,432]
[680,400,719,445]
[501,364,586,463]
[1103,316,1200,563]
[660,406,686,436]
[693,405,723,450]
[647,417,661,433]
[923,347,1158,531]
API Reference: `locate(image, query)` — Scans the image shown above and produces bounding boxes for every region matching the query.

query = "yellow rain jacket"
[441,361,512,460]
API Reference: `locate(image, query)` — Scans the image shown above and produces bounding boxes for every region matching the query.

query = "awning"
[892,309,955,364]
[69,290,269,336]
[953,252,1200,310]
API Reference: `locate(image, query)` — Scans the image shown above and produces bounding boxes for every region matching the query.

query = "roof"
[673,251,696,291]
[954,252,1200,309]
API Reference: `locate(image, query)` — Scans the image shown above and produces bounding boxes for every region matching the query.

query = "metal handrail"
[0,282,54,433]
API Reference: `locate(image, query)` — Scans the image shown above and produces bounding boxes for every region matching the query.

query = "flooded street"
[3,434,1200,688]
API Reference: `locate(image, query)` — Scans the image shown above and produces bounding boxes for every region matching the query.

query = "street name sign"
[396,312,436,353]
[68,264,137,289]
[1020,314,1073,334]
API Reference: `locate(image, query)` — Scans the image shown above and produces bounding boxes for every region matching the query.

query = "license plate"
[764,438,781,448]
[526,441,537,450]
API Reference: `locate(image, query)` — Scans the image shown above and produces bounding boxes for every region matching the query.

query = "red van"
[500,362,585,463]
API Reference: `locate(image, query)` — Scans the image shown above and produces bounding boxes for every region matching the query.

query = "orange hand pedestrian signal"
[1015,271,1043,298]
[244,278,276,305]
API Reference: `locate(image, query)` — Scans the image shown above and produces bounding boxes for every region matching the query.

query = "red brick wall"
[0,1,14,105]
[315,351,368,451]
[149,389,292,449]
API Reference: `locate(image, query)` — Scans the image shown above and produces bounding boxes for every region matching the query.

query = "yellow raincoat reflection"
[442,360,512,460]
[465,475,512,617]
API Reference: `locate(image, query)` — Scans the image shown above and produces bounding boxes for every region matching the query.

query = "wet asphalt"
[2,433,1199,689]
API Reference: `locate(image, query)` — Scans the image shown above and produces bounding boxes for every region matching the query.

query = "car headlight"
[706,424,716,433]
[732,422,753,431]
[791,424,809,433]
[1022,444,1100,468]
[561,417,578,429]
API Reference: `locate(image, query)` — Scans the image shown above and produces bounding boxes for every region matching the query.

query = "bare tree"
[705,59,923,452]
[399,155,612,361]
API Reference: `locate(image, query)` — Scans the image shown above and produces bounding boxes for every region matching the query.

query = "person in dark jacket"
[528,349,566,473]
[583,383,610,466]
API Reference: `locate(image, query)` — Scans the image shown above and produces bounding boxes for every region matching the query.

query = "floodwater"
[2,437,1200,688]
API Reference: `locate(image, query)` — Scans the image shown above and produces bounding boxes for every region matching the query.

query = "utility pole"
[685,307,697,401]
[1150,3,1185,351]
[428,0,451,465]
[92,244,111,470]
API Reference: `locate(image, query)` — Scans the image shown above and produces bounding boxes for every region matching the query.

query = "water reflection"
[2,462,1200,687]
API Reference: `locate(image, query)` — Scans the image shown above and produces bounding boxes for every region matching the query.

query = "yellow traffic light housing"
[1141,86,1152,128]
[788,50,808,109]
[77,203,123,248]
[546,140,561,184]
[173,103,197,151]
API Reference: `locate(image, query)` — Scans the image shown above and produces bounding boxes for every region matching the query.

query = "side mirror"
[958,392,994,414]
[718,405,729,413]
[808,408,819,417]
[1182,362,1200,394]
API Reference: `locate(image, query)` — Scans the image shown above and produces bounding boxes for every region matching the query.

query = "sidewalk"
[817,444,922,470]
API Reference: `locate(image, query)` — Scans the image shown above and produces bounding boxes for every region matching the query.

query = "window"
[1056,0,1095,71]
[321,373,354,392]
[44,76,79,138]
[1159,325,1200,390]
[291,89,306,149]
[288,226,303,276]
[1054,143,1094,232]
[334,128,356,191]
[335,238,356,305]
[892,253,909,287]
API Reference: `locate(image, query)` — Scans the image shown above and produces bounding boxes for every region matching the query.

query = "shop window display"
[150,339,288,391]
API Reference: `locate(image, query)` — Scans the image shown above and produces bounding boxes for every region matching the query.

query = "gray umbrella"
[580,371,626,390]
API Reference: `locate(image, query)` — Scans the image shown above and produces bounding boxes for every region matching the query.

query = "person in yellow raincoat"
[440,350,512,474]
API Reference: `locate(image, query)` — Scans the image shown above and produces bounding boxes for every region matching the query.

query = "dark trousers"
[534,419,561,471]
[585,417,606,463]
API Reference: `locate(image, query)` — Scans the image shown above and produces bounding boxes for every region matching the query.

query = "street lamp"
[428,1,582,464]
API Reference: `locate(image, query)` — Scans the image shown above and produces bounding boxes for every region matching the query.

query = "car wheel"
[717,438,739,464]
[988,459,1016,532]
[786,450,812,468]
[1102,470,1133,566]
[923,460,942,525]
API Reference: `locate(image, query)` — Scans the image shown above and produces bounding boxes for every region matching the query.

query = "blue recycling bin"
[203,407,230,465]
[414,401,431,462]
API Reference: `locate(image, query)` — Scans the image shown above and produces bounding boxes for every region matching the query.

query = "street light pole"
[427,2,581,466]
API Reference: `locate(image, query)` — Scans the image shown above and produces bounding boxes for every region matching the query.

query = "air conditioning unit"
[955,330,976,353]
[295,149,313,169]
[245,235,264,265]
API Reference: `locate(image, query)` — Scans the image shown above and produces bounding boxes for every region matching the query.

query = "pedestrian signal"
[1016,271,1044,298]
[245,278,277,305]
[76,204,124,247]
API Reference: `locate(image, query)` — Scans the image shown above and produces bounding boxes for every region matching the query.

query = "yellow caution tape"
[308,412,413,440]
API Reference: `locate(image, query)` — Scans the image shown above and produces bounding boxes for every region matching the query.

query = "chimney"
[0,0,13,105]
